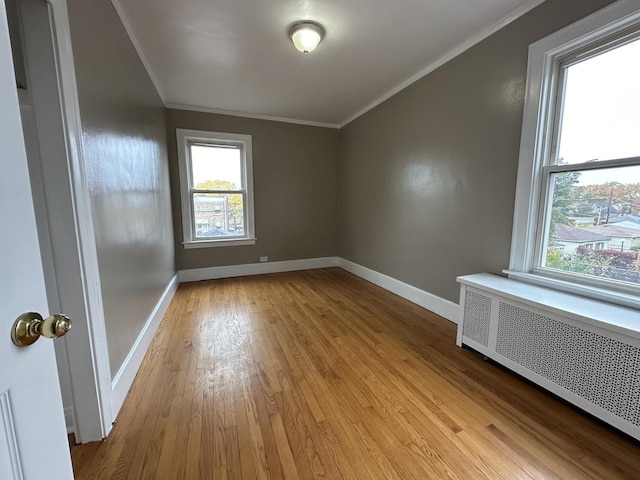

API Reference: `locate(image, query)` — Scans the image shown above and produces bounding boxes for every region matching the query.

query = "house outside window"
[176,129,255,248]
[195,219,209,235]
[508,2,640,308]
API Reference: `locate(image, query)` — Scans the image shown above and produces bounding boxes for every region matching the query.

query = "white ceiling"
[112,0,544,127]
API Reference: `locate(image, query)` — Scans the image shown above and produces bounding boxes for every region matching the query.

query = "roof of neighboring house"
[608,215,640,225]
[551,224,611,243]
[612,221,640,231]
[200,228,234,237]
[583,224,640,239]
[568,216,597,224]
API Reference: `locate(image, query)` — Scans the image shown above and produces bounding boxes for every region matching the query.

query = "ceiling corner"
[110,0,167,105]
[338,0,547,127]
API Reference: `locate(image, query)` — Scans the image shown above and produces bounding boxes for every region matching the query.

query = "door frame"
[17,0,113,443]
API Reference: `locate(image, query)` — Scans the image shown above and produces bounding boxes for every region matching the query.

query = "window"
[176,129,255,248]
[509,2,640,308]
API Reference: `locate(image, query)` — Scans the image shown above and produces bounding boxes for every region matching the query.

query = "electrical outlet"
[260,256,268,262]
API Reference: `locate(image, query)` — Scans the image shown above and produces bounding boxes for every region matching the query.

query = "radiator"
[457,273,640,441]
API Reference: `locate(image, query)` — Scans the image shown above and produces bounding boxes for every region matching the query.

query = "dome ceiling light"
[289,21,324,54]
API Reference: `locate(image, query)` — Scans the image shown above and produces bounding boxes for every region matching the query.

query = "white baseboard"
[338,258,459,323]
[179,256,340,282]
[65,406,74,434]
[110,274,179,418]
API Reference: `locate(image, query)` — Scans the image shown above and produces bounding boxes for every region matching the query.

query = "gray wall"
[339,0,614,303]
[166,109,339,270]
[67,0,175,377]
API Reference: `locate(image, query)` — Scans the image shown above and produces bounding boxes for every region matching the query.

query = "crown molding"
[165,103,341,129]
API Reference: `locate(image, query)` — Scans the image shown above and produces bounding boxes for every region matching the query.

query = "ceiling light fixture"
[289,21,324,54]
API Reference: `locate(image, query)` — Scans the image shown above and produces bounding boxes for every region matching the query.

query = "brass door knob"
[11,312,72,347]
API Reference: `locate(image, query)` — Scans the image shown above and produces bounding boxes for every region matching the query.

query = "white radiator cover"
[457,274,640,441]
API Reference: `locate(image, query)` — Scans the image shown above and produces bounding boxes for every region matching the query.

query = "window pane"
[542,165,640,284]
[557,37,640,165]
[190,144,242,189]
[193,193,245,238]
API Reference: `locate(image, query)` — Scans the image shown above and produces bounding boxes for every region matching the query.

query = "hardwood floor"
[71,268,639,479]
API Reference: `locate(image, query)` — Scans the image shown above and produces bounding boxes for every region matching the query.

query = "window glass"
[190,144,242,189]
[556,37,640,165]
[542,165,640,285]
[190,144,245,239]
[193,193,244,239]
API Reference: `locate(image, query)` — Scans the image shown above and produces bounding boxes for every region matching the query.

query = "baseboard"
[179,256,340,282]
[110,274,179,418]
[65,406,74,434]
[338,258,459,323]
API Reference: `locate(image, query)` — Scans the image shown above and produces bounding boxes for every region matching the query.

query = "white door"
[0,3,74,479]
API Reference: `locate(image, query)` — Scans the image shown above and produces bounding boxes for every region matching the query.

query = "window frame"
[176,128,256,248]
[506,0,640,309]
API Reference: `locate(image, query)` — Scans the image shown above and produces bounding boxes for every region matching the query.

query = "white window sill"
[461,273,640,338]
[183,238,256,249]
[503,269,640,312]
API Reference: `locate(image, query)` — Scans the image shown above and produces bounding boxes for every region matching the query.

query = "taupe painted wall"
[67,0,175,377]
[339,0,614,303]
[166,109,339,270]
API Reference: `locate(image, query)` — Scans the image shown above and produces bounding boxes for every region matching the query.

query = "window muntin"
[176,129,255,247]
